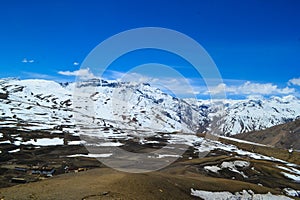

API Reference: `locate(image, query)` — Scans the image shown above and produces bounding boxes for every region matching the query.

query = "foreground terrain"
[0,152,299,200]
[0,127,300,199]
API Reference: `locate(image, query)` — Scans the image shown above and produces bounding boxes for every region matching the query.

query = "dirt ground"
[1,153,299,200]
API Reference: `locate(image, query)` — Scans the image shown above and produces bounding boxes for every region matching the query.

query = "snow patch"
[277,165,300,176]
[191,189,293,200]
[281,172,300,182]
[67,140,86,145]
[98,142,123,147]
[283,188,300,197]
[21,138,64,146]
[204,166,221,173]
[8,148,20,153]
[157,154,182,158]
[220,161,249,178]
[67,153,112,158]
[0,140,11,144]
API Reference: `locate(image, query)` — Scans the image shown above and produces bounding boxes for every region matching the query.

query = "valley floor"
[0,155,299,200]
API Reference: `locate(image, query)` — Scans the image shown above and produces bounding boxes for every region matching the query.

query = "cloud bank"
[207,81,295,96]
[288,78,300,86]
[58,68,95,80]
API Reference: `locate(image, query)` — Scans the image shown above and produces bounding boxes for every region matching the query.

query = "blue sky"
[0,0,300,98]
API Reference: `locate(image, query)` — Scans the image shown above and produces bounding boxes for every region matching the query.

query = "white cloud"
[105,70,205,97]
[207,81,295,95]
[288,78,300,86]
[206,83,226,95]
[58,68,96,80]
[22,58,34,63]
[73,62,80,66]
[151,77,204,96]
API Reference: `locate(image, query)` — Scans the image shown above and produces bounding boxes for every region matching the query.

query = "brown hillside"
[234,119,300,150]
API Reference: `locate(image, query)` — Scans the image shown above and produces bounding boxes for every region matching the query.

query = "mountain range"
[1,78,300,137]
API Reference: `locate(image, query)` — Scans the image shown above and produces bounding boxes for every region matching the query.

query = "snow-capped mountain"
[215,96,300,135]
[0,78,300,136]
